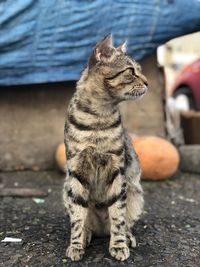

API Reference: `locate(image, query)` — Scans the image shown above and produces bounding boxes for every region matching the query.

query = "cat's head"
[88,34,148,102]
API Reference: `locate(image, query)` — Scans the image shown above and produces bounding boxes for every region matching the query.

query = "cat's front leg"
[107,173,129,261]
[63,173,90,261]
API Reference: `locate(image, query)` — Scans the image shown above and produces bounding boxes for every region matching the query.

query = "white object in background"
[32,198,45,204]
[165,97,184,146]
[1,237,22,242]
[167,97,177,113]
[174,94,190,111]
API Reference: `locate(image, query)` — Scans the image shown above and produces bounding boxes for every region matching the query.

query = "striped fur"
[63,34,147,261]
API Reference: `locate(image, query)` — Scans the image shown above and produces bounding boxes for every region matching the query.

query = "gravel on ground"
[0,171,200,267]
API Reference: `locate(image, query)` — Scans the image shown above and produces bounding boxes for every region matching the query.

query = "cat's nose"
[140,74,148,86]
[142,77,148,86]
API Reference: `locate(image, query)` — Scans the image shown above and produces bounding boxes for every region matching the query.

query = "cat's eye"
[126,68,135,76]
[136,63,142,72]
[107,67,135,80]
[127,69,133,75]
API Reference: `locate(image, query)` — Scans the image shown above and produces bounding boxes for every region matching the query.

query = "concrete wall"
[0,83,74,171]
[0,55,165,171]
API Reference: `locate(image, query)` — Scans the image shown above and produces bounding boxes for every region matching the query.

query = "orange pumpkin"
[55,136,180,180]
[132,136,180,180]
[55,143,66,172]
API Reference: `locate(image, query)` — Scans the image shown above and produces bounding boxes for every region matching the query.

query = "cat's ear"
[117,41,127,53]
[89,33,113,68]
[95,33,113,60]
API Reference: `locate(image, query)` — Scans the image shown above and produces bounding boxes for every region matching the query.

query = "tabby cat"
[63,34,148,261]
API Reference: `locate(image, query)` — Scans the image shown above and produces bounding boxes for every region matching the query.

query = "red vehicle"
[171,59,200,110]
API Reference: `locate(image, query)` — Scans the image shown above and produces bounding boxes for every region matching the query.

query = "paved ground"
[0,171,200,267]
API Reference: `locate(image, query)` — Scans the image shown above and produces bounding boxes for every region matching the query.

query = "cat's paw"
[127,232,136,248]
[109,245,130,261]
[66,246,85,261]
[85,229,92,247]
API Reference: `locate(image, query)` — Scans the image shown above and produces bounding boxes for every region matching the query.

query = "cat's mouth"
[125,87,147,98]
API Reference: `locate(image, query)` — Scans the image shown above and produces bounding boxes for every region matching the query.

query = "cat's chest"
[67,104,123,146]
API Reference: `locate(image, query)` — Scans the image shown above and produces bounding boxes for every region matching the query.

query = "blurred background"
[0,0,200,175]
[1,1,200,266]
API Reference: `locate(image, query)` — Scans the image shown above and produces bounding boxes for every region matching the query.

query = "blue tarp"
[0,0,200,85]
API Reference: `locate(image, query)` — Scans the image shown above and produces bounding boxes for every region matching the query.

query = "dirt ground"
[0,171,200,267]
